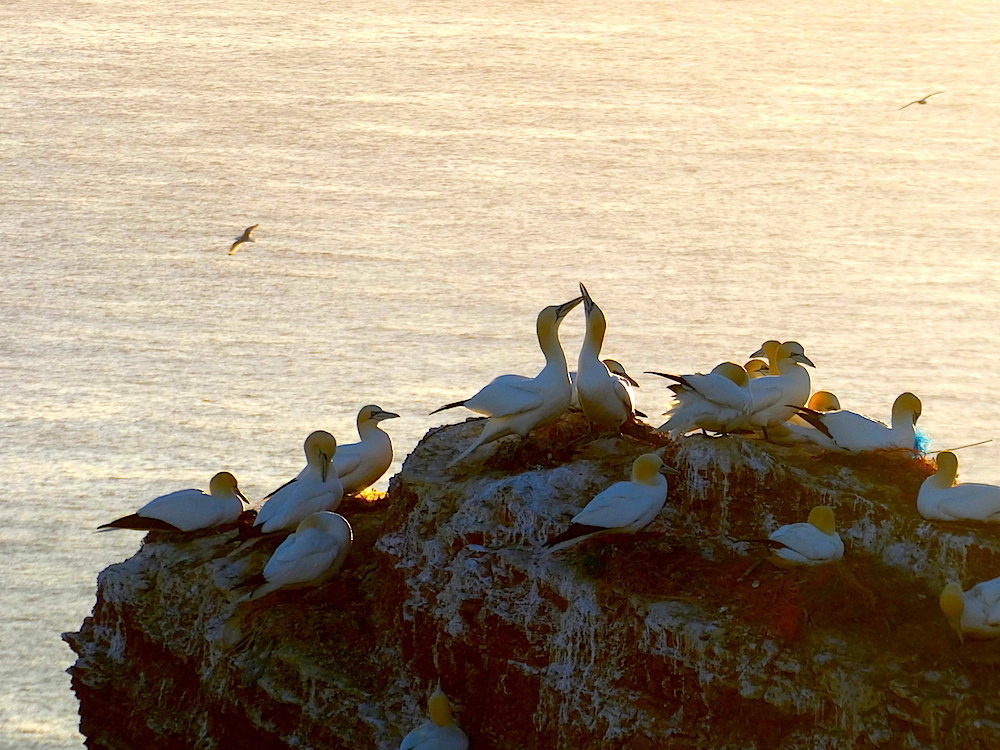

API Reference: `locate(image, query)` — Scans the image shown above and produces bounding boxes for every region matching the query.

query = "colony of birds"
[98,283,1000,747]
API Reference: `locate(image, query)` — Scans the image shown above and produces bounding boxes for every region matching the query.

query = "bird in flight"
[228,224,259,255]
[899,91,944,110]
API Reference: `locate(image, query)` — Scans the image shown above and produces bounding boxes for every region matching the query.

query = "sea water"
[1,0,998,746]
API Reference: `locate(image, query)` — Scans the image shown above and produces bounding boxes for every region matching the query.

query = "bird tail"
[430,400,467,415]
[97,515,181,532]
[789,406,834,439]
[543,523,607,551]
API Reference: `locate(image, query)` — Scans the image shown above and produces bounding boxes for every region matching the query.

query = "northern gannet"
[650,362,782,437]
[776,390,844,444]
[744,359,770,379]
[899,91,944,110]
[431,296,584,466]
[399,685,469,750]
[544,453,679,551]
[918,451,1000,522]
[746,341,815,435]
[247,431,343,536]
[940,578,1000,643]
[750,340,782,371]
[335,405,400,494]
[98,471,249,532]
[228,224,258,255]
[792,392,921,454]
[570,359,640,411]
[235,512,352,602]
[575,283,636,432]
[767,506,844,567]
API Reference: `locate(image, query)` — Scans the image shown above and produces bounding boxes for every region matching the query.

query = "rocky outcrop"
[65,413,1000,749]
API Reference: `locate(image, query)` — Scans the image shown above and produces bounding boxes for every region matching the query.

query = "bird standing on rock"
[335,405,400,495]
[431,295,583,467]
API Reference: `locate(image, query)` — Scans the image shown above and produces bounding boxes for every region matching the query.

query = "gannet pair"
[432,296,583,466]
[766,506,844,567]
[575,283,641,432]
[246,431,343,537]
[228,224,258,255]
[336,405,399,494]
[544,453,679,551]
[399,685,469,750]
[98,471,249,532]
[793,392,922,453]
[235,511,353,602]
[940,577,1000,643]
[918,451,1000,522]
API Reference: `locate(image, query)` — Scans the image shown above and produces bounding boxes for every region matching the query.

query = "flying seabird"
[899,92,944,110]
[228,224,259,255]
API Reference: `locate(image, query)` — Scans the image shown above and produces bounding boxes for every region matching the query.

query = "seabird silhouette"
[228,224,258,255]
[899,92,944,110]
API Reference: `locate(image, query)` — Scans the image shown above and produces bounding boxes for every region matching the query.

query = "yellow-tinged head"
[631,453,680,484]
[603,359,640,388]
[892,392,922,425]
[304,430,337,482]
[538,295,584,333]
[806,506,837,536]
[940,582,966,643]
[744,359,770,377]
[358,405,400,425]
[427,685,456,727]
[711,361,750,388]
[751,340,782,361]
[934,451,959,486]
[807,391,841,412]
[775,341,815,367]
[209,471,246,504]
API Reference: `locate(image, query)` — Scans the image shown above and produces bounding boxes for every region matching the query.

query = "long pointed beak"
[378,411,401,421]
[235,487,250,507]
[659,464,681,476]
[621,372,640,388]
[579,282,595,312]
[750,347,766,358]
[556,295,584,319]
[794,354,816,367]
[320,452,330,482]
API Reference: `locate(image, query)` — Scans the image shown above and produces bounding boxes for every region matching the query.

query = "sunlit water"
[2,0,998,746]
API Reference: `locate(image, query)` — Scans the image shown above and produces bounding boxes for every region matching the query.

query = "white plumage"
[918,451,1000,522]
[544,453,679,551]
[431,296,583,467]
[793,392,921,454]
[940,578,1000,643]
[335,405,399,494]
[767,506,844,567]
[98,471,248,532]
[238,512,352,602]
[746,341,815,432]
[575,283,636,431]
[399,686,469,750]
[253,431,344,534]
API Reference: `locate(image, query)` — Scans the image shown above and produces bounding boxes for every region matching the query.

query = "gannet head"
[579,282,607,337]
[209,471,248,506]
[536,295,584,336]
[750,340,782,360]
[304,430,337,482]
[603,359,640,388]
[298,511,353,544]
[358,405,400,425]
[892,392,922,425]
[940,582,966,644]
[934,451,959,486]
[427,685,456,728]
[631,453,680,484]
[744,359,770,378]
[807,391,841,412]
[710,361,750,387]
[806,505,837,536]
[776,341,815,368]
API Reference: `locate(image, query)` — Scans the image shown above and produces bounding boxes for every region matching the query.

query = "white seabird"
[575,283,637,432]
[228,224,258,255]
[399,685,469,750]
[792,392,921,454]
[766,506,844,567]
[335,405,400,495]
[776,391,843,445]
[235,511,353,602]
[750,340,782,371]
[746,341,815,435]
[431,295,584,467]
[899,91,944,110]
[918,451,1000,522]
[544,453,679,551]
[569,358,641,411]
[98,471,249,532]
[247,431,344,536]
[744,359,770,379]
[650,362,782,437]
[940,577,1000,643]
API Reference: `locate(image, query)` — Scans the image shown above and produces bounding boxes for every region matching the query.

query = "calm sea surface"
[2,0,998,746]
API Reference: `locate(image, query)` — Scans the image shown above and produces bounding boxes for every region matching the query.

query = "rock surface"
[65,413,1000,749]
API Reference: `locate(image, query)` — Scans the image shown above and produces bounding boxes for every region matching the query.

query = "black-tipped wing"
[544,523,607,549]
[98,514,182,532]
[791,406,835,440]
[429,399,467,415]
